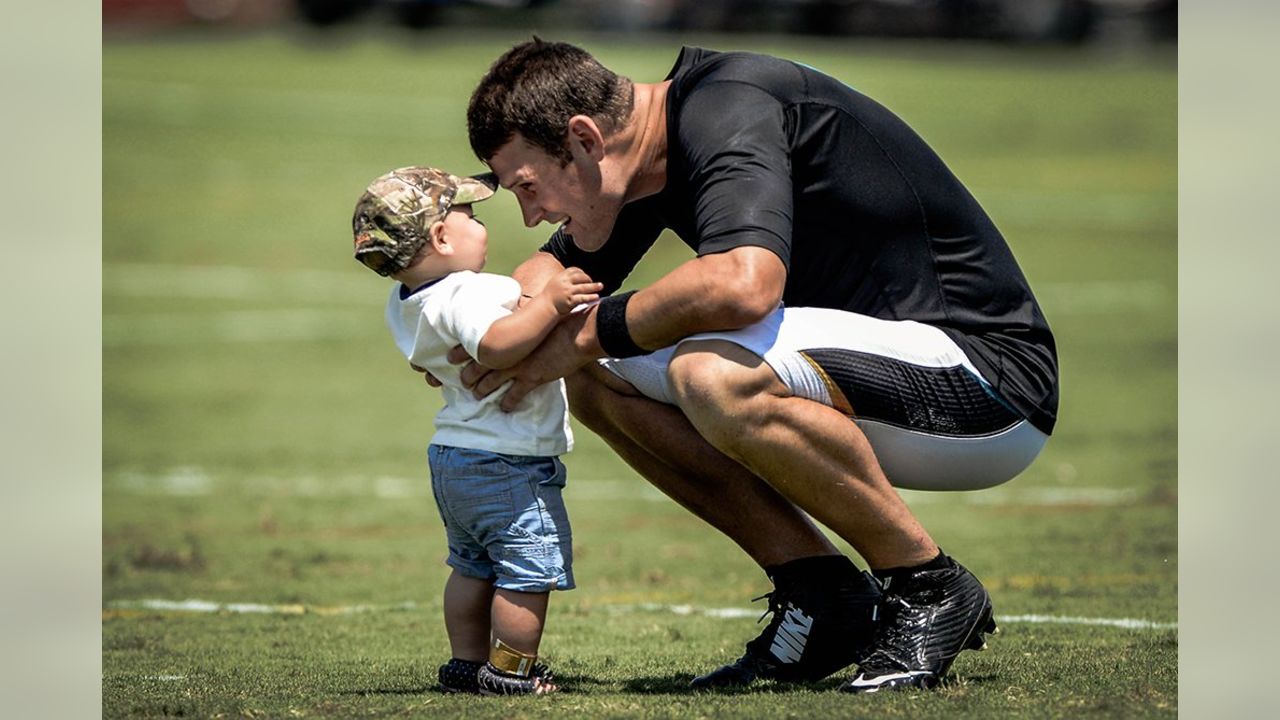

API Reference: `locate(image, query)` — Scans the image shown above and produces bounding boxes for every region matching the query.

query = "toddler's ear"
[428,220,452,255]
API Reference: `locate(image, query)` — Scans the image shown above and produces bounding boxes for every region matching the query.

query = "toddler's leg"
[491,588,549,655]
[478,589,557,694]
[443,570,494,661]
[437,571,494,693]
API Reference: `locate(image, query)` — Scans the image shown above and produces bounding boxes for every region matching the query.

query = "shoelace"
[859,591,921,673]
[750,587,799,625]
[740,588,796,659]
[872,592,913,623]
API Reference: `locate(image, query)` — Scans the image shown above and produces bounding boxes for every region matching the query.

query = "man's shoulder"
[671,47,798,93]
[666,49,796,162]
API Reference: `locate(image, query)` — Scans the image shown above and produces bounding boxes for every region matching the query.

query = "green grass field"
[103,29,1176,718]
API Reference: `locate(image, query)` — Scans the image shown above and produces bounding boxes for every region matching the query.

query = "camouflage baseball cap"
[352,166,498,276]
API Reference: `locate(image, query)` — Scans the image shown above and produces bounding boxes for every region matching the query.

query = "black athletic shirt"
[542,47,1059,434]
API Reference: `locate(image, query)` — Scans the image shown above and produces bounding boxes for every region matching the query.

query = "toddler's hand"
[544,267,603,315]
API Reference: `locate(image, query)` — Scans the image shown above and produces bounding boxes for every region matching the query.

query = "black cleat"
[840,554,997,693]
[477,661,558,695]
[689,641,777,689]
[691,555,881,689]
[437,658,484,694]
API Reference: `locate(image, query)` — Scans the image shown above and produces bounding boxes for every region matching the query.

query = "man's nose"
[520,202,545,228]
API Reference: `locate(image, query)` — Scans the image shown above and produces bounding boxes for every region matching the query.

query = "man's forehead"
[492,164,529,189]
[488,136,551,186]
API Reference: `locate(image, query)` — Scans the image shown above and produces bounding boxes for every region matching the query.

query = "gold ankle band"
[489,638,536,677]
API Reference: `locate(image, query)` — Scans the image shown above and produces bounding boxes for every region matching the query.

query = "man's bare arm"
[512,251,567,300]
[466,246,787,411]
[622,245,786,352]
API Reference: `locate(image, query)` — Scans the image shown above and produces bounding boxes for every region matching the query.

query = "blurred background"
[105,0,1175,44]
[99,2,1179,717]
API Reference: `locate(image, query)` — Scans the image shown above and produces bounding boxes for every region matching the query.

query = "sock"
[871,550,949,583]
[765,554,859,586]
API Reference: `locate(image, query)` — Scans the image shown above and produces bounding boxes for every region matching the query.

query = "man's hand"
[409,362,442,388]
[452,309,599,412]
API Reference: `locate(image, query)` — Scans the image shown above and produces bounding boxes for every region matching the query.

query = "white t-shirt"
[386,270,572,456]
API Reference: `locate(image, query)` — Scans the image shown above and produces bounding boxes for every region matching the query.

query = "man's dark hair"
[468,38,634,165]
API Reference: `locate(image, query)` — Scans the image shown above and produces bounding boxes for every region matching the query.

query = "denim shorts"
[428,445,574,592]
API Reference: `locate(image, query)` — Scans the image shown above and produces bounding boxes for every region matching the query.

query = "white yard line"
[109,598,419,615]
[106,468,1146,507]
[106,598,1174,631]
[616,604,1177,630]
[995,614,1176,631]
[108,469,425,499]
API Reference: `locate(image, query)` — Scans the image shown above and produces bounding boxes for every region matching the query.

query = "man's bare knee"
[667,340,788,450]
[667,341,779,405]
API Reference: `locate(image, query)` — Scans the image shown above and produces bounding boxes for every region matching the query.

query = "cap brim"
[452,172,498,205]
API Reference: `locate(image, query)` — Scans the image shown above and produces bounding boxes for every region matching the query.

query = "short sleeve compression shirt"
[541,47,1058,434]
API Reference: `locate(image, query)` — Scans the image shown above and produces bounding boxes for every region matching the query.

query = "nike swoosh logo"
[847,670,933,688]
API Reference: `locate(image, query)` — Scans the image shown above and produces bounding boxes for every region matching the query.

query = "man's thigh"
[601,307,1047,491]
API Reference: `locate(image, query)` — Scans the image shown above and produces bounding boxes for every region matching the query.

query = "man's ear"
[428,220,452,255]
[567,115,606,162]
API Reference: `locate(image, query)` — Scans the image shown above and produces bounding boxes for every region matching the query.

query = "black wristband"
[595,291,647,358]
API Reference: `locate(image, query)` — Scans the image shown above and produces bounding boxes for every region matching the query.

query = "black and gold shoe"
[477,661,557,695]
[437,658,484,694]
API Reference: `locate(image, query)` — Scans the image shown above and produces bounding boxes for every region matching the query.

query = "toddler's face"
[442,204,489,271]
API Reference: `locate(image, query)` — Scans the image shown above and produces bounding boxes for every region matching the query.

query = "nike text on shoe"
[840,554,998,693]
[769,603,816,664]
[691,555,881,689]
